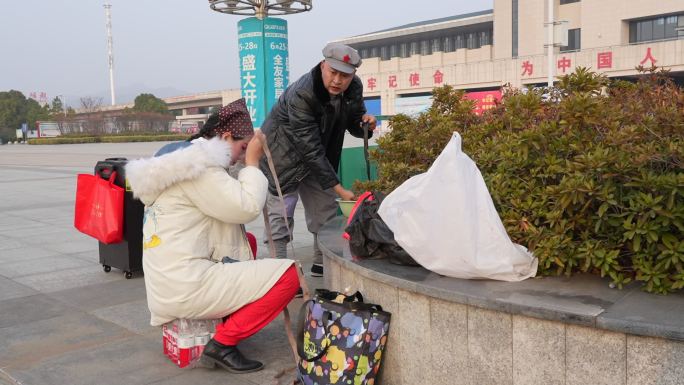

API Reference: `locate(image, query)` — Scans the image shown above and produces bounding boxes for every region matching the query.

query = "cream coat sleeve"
[180,165,268,224]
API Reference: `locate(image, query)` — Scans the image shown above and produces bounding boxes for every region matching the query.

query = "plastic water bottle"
[194,320,211,356]
[178,319,193,347]
[177,319,195,367]
[210,318,221,339]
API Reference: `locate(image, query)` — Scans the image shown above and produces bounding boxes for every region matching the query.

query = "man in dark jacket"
[260,43,376,276]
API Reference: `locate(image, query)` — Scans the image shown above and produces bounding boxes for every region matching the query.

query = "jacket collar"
[311,63,331,104]
[125,137,232,205]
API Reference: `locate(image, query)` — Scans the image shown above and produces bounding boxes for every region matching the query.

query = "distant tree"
[0,90,26,133]
[0,90,50,142]
[79,97,104,133]
[50,97,64,117]
[79,96,103,114]
[25,99,50,127]
[132,93,169,114]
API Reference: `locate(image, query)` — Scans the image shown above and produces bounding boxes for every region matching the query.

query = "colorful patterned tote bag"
[296,289,391,385]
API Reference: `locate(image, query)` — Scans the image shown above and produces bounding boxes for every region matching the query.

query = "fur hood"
[126,137,232,205]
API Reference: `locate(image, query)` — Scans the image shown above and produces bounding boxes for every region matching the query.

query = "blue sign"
[238,17,289,129]
[364,98,382,131]
[264,19,289,110]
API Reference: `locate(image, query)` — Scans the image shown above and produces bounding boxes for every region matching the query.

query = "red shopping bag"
[74,171,124,244]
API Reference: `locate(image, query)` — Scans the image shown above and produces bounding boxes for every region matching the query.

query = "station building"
[332,0,684,118]
[74,1,683,141]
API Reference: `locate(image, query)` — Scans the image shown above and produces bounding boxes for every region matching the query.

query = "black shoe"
[200,339,264,373]
[310,263,323,277]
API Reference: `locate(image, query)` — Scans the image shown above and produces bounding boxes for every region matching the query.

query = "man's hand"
[361,114,377,131]
[333,184,355,201]
[245,130,266,167]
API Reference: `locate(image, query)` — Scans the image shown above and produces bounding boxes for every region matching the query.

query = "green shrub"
[99,135,186,143]
[60,131,179,138]
[28,134,186,145]
[357,67,684,294]
[28,137,97,144]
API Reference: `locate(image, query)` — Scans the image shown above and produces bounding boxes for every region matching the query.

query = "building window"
[665,16,678,38]
[455,34,465,49]
[409,41,419,56]
[389,44,398,58]
[349,24,493,59]
[443,36,454,52]
[630,15,682,43]
[380,46,390,61]
[479,31,490,46]
[560,0,580,4]
[420,40,432,55]
[466,32,478,49]
[432,38,441,53]
[399,43,409,58]
[512,0,518,57]
[560,28,581,52]
[653,17,665,40]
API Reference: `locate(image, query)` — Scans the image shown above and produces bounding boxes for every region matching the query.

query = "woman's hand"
[245,130,266,167]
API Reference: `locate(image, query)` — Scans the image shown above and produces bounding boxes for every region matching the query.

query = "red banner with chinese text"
[464,90,502,115]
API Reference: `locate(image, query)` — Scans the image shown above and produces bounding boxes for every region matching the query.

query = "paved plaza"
[0,142,320,385]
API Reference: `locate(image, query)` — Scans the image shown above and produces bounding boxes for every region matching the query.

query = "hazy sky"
[0,0,492,106]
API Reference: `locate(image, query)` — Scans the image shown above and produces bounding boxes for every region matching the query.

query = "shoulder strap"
[261,139,312,367]
[261,137,298,263]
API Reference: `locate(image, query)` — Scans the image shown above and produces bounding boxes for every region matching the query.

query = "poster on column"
[264,18,289,111]
[238,18,266,128]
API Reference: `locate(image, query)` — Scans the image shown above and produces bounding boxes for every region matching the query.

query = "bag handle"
[314,289,364,304]
[362,121,371,181]
[261,135,298,263]
[104,171,118,187]
[282,263,311,364]
[259,137,315,368]
[295,300,334,362]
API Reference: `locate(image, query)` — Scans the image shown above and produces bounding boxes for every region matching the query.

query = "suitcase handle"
[96,166,116,181]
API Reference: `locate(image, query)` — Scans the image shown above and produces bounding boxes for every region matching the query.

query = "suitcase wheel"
[103,265,111,273]
[125,271,133,279]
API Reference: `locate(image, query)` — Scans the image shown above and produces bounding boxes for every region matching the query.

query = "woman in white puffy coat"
[126,99,298,373]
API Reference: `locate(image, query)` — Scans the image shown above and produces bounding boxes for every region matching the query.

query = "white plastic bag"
[377,132,538,281]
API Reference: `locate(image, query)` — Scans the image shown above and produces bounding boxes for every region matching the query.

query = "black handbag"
[345,191,419,266]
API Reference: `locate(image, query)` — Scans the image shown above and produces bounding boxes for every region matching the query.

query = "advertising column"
[238,17,289,129]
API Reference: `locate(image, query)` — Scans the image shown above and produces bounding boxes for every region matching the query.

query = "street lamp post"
[209,0,312,19]
[547,0,554,88]
[208,0,312,128]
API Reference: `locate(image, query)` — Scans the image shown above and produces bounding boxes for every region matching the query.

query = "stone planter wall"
[323,255,684,385]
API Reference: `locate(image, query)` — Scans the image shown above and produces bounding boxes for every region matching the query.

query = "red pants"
[246,232,257,259]
[213,264,299,346]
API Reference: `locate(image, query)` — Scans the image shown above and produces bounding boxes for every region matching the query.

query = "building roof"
[369,10,493,35]
[331,9,493,45]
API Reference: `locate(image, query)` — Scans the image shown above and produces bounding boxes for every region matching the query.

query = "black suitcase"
[94,158,144,279]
